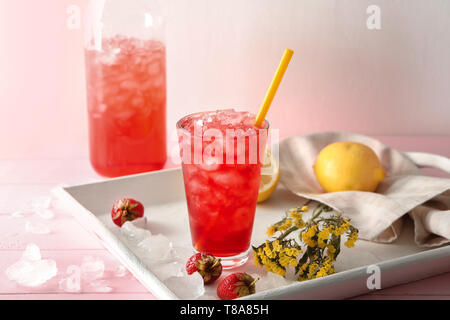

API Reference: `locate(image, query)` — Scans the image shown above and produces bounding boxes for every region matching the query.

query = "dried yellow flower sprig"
[252,202,359,281]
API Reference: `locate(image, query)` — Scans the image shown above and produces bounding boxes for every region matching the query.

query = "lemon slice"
[258,149,280,203]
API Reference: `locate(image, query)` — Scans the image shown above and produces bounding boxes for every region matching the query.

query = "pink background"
[1,0,450,159]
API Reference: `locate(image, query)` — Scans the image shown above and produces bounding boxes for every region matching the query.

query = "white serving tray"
[55,162,450,300]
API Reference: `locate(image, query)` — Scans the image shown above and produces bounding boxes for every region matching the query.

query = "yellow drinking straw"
[254,48,294,127]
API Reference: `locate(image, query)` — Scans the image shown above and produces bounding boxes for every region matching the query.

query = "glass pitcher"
[84,0,167,177]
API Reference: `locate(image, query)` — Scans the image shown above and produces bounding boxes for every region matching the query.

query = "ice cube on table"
[11,196,55,220]
[113,265,129,278]
[80,256,105,281]
[22,243,42,261]
[59,277,81,293]
[163,272,205,300]
[253,272,291,293]
[89,280,113,293]
[138,234,175,265]
[31,196,53,210]
[35,208,55,220]
[25,221,51,235]
[5,243,57,287]
[58,265,82,293]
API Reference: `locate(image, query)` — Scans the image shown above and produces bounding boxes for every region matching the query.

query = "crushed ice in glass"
[5,243,57,287]
[180,109,259,135]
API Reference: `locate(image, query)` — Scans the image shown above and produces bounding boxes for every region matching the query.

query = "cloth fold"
[279,132,450,247]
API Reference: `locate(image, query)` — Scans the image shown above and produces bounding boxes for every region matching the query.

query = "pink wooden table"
[1,136,449,300]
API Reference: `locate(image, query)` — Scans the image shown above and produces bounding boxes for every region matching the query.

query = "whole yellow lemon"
[313,142,386,193]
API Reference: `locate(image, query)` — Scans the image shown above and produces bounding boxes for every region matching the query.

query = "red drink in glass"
[85,36,167,177]
[177,110,269,268]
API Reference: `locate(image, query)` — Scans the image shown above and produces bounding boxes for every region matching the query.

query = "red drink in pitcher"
[85,36,167,177]
[177,110,269,268]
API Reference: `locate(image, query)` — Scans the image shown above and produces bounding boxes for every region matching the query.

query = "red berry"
[111,198,144,227]
[186,253,222,284]
[217,273,257,300]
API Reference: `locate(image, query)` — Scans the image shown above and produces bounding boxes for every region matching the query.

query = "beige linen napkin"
[279,132,450,247]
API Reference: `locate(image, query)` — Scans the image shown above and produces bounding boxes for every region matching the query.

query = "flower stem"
[277,226,299,242]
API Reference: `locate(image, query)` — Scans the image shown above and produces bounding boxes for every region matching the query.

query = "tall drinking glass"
[177,110,269,268]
